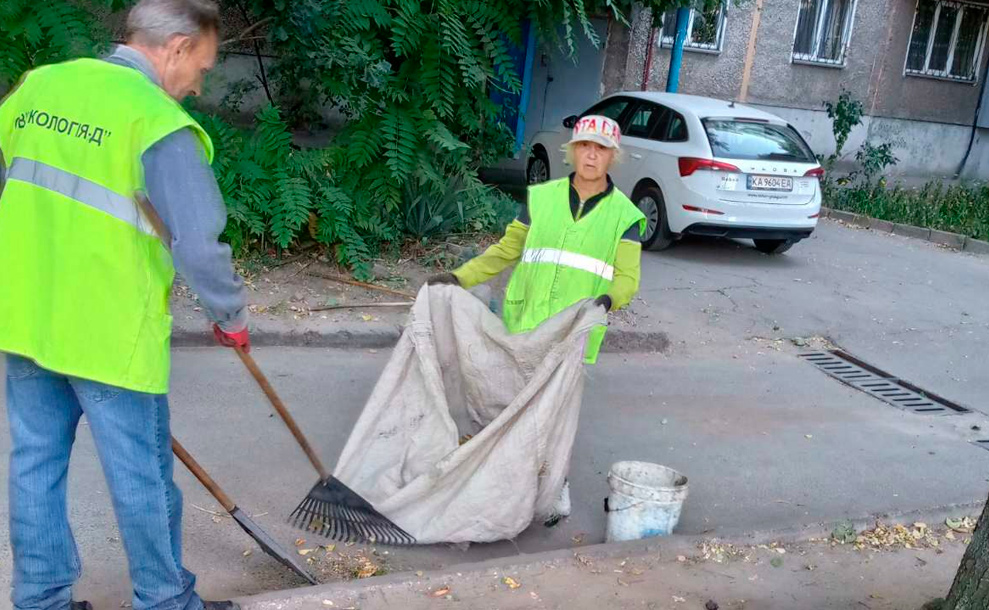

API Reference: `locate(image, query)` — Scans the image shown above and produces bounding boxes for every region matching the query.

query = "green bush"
[825,181,989,241]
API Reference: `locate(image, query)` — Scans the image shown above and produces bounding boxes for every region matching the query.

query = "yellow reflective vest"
[503,178,645,363]
[0,58,213,393]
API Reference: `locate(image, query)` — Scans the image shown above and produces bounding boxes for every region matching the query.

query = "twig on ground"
[286,259,315,280]
[192,504,229,518]
[306,270,416,300]
[309,302,412,313]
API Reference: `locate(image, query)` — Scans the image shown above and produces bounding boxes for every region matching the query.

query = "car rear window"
[703,119,816,163]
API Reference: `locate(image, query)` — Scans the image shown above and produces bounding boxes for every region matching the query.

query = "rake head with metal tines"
[290,477,416,546]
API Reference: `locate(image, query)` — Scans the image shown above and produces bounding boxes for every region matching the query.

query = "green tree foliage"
[1,0,695,277]
[0,0,132,87]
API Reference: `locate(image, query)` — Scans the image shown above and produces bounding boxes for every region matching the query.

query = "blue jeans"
[5,354,202,610]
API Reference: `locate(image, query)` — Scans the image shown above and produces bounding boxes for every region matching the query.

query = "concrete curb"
[867,218,894,233]
[892,222,932,241]
[173,324,404,349]
[963,235,989,255]
[930,229,967,249]
[236,500,985,609]
[821,206,989,254]
[173,324,671,353]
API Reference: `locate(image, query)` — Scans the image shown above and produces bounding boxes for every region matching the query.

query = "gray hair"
[563,142,625,167]
[126,0,220,46]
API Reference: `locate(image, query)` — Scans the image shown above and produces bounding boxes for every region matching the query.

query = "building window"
[792,0,857,66]
[660,3,728,53]
[905,0,989,82]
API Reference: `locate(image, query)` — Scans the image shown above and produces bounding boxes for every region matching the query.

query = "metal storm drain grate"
[799,350,970,416]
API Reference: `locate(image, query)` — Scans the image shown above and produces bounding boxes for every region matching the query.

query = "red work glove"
[213,323,250,353]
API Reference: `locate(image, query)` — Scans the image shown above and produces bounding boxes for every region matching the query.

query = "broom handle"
[172,437,236,513]
[235,347,330,480]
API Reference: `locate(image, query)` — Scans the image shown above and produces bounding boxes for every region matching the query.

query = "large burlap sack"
[332,284,604,543]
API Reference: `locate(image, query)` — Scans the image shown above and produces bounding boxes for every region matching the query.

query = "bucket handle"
[605,496,648,513]
[604,496,664,513]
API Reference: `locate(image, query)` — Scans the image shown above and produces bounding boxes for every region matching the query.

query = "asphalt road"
[637,221,989,413]
[1,220,988,606]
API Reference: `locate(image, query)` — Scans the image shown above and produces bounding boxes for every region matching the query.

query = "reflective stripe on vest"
[521,247,615,281]
[7,157,156,236]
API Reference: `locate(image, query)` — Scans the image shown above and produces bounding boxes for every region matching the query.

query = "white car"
[525,92,823,254]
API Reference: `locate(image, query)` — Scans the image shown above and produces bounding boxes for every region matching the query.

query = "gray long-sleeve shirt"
[73,47,249,331]
[106,46,247,331]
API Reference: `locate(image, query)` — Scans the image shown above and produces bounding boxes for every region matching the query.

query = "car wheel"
[636,186,674,251]
[753,239,795,255]
[526,151,549,184]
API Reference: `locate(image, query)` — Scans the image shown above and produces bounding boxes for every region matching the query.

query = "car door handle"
[630,153,643,160]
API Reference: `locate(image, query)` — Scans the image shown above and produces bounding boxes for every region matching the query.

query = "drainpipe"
[956,55,989,178]
[666,7,691,93]
[514,21,537,154]
[642,26,657,91]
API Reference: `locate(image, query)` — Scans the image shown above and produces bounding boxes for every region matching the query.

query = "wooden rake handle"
[172,437,236,512]
[234,346,330,480]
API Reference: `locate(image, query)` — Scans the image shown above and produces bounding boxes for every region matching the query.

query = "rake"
[234,346,416,546]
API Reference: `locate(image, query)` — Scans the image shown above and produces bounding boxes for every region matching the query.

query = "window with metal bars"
[660,3,728,53]
[792,0,857,66]
[905,0,989,82]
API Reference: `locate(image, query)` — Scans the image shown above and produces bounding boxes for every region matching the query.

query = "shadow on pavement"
[645,234,808,270]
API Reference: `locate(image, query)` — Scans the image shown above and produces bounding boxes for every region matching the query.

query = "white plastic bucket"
[605,461,688,542]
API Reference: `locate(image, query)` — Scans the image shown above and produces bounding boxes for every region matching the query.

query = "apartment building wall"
[603,0,989,179]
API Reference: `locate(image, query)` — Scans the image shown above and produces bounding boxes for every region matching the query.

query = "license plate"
[747,175,793,192]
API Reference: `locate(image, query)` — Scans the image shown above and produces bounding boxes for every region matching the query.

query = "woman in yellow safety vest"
[428,114,646,524]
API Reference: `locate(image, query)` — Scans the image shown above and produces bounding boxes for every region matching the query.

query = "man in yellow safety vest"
[0,1,247,608]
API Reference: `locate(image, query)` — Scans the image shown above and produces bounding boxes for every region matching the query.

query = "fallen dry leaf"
[298,548,315,556]
[242,549,252,557]
[503,576,521,590]
[430,587,450,597]
[355,558,379,579]
[946,517,977,534]
[324,544,336,552]
[295,538,306,547]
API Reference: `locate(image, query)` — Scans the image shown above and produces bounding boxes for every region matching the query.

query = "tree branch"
[232,0,274,106]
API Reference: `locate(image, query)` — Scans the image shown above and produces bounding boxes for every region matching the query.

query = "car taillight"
[804,167,825,178]
[678,157,741,177]
[683,204,725,216]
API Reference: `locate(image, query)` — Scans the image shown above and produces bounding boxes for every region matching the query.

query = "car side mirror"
[562,115,578,129]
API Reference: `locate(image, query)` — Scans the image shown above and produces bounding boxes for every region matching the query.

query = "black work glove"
[594,294,613,312]
[427,273,460,286]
